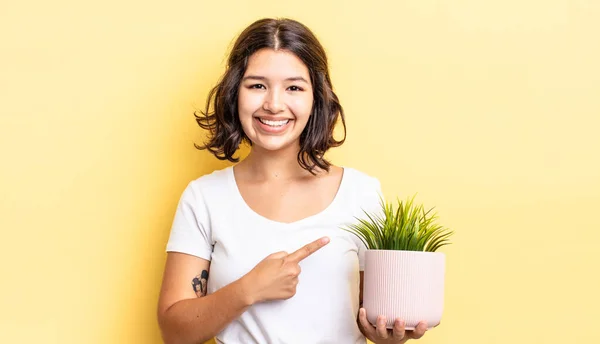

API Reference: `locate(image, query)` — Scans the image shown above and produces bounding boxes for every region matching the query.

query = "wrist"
[237,273,258,306]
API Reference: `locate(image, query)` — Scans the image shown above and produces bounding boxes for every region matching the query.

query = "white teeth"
[258,118,290,127]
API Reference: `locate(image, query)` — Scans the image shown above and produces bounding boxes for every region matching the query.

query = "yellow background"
[1,1,599,343]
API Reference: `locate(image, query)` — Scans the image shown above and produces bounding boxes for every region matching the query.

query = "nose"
[262,89,284,113]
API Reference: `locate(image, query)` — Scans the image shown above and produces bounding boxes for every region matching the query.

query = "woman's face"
[238,48,314,153]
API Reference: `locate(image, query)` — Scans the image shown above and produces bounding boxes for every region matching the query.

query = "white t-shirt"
[166,166,382,344]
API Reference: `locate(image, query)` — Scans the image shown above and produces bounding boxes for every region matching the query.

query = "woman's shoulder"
[340,166,382,209]
[342,166,381,189]
[337,166,383,214]
[184,165,233,195]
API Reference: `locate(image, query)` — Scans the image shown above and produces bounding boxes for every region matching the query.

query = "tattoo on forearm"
[192,270,209,297]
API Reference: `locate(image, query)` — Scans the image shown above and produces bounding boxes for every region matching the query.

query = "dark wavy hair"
[194,18,346,174]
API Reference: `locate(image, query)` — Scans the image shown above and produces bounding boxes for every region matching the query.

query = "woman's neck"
[237,144,314,181]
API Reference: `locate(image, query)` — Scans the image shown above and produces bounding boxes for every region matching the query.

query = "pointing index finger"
[287,237,330,262]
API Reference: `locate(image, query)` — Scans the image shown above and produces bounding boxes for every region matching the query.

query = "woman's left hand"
[358,308,428,344]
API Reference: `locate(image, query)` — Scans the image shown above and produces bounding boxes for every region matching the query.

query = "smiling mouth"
[257,118,291,127]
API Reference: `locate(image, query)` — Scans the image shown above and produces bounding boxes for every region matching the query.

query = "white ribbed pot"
[363,250,446,330]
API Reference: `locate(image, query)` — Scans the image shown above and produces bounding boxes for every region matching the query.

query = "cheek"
[289,95,314,119]
[238,90,263,117]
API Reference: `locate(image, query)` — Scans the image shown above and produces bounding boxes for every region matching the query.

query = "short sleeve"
[356,176,384,271]
[165,181,213,260]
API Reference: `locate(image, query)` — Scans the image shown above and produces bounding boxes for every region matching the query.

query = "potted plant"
[344,195,453,330]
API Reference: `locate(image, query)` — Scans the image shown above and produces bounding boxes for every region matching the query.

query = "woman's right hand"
[242,236,330,304]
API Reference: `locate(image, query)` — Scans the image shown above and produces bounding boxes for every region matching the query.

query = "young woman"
[157,18,429,344]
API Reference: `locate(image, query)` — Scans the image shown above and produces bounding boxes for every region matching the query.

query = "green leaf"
[341,194,453,252]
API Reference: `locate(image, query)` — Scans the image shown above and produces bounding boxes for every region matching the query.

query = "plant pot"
[363,250,446,330]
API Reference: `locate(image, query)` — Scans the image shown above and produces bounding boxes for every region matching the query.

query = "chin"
[253,137,300,153]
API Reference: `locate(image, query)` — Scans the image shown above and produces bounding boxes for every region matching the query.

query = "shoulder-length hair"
[194,18,346,174]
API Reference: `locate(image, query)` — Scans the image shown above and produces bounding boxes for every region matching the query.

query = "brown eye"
[288,85,303,91]
[249,84,266,89]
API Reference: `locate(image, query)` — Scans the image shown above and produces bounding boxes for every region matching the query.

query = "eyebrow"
[242,75,309,83]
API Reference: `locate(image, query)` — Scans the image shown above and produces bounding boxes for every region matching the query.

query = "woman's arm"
[359,271,364,306]
[157,252,253,344]
[158,238,329,344]
[358,271,368,337]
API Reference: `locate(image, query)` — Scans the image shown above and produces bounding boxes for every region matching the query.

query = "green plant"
[343,195,453,252]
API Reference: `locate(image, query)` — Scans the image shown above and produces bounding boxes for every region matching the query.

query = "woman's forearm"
[159,277,254,344]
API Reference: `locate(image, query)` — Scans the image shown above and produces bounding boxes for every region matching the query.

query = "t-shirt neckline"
[227,165,348,227]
